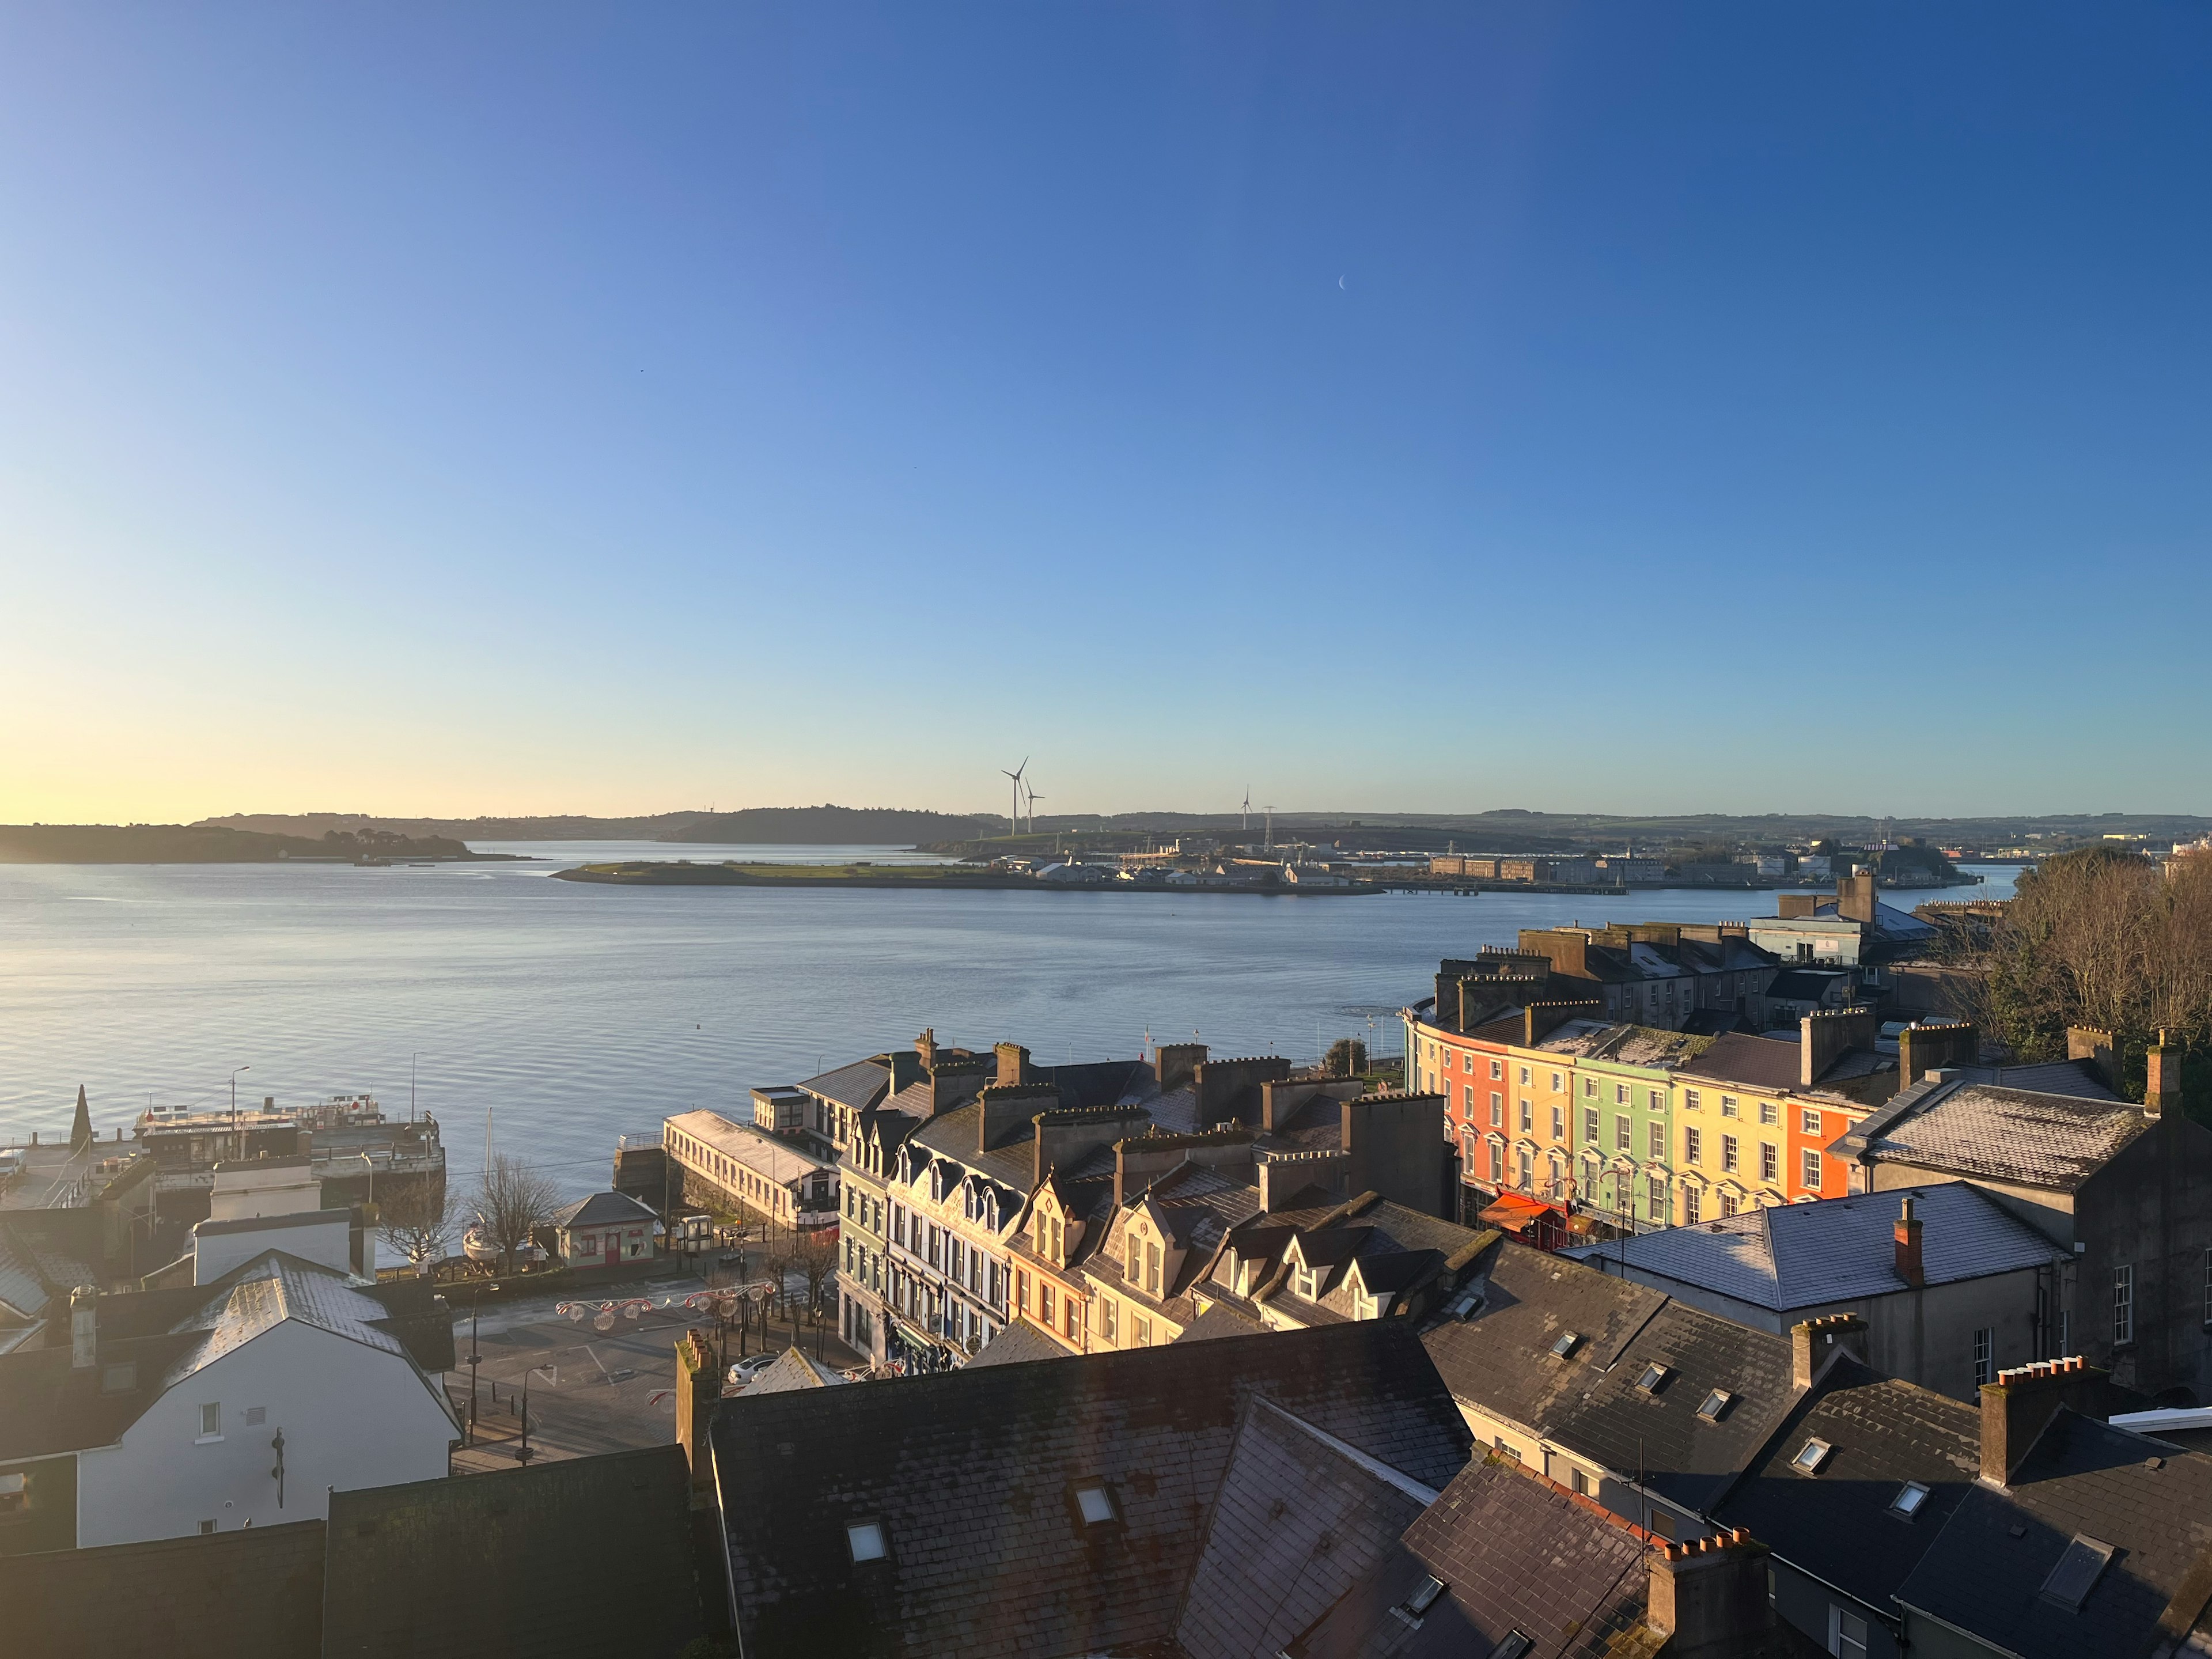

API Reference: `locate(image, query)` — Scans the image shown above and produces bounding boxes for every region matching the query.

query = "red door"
[605,1233,619,1266]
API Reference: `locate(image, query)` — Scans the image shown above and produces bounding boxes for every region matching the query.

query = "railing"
[617,1132,664,1152]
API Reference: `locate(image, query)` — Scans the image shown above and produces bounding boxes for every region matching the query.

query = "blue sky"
[2,5,2207,821]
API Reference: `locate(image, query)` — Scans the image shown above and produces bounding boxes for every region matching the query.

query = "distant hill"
[660,806,1001,845]
[0,824,483,863]
[198,806,1002,846]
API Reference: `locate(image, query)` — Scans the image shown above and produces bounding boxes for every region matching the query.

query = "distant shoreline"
[550,861,1378,895]
[0,824,518,865]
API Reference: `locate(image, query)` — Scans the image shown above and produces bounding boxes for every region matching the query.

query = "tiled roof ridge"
[1247,1395,1444,1506]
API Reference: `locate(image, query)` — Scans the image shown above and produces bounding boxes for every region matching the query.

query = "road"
[443,1275,858,1474]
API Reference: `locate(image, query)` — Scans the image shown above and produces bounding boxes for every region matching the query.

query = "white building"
[0,1249,457,1548]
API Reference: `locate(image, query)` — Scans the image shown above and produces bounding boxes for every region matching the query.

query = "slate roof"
[547,1189,660,1230]
[1281,1453,1658,1659]
[911,1101,1034,1192]
[1679,1033,1810,1093]
[960,1316,1069,1369]
[1173,1397,1437,1659]
[1840,1077,2154,1190]
[0,1249,454,1459]
[1893,1410,2212,1659]
[1421,1239,1669,1440]
[797,1058,891,1112]
[0,1225,52,1320]
[1552,1300,1798,1516]
[744,1344,848,1393]
[1765,969,1851,1001]
[713,1322,1474,1659]
[323,1445,704,1659]
[1714,1356,1980,1614]
[1945,1059,2122,1101]
[0,1517,326,1659]
[1560,1183,2061,1313]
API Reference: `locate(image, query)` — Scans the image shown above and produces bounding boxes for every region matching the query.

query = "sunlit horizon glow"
[5,5,2210,823]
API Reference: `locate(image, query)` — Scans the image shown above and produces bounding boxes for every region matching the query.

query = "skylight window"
[1889,1482,1930,1518]
[1075,1485,1115,1525]
[1790,1438,1832,1475]
[846,1521,888,1563]
[1550,1331,1582,1359]
[1491,1633,1534,1659]
[1635,1363,1669,1393]
[1696,1389,1732,1422]
[1406,1576,1445,1616]
[2040,1536,2113,1610]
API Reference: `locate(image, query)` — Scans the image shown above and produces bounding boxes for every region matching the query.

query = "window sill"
[194,1434,224,1445]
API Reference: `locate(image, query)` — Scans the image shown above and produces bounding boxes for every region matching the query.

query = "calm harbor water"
[0,847,2016,1199]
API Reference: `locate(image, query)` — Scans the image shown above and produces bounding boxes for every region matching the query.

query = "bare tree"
[377,1180,463,1278]
[791,1229,839,1319]
[476,1153,560,1272]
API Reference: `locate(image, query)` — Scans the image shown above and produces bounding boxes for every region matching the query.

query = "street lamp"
[230,1066,251,1151]
[514,1363,556,1464]
[465,1281,499,1446]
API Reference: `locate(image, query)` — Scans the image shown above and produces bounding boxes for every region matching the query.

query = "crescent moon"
[1338,275,1346,289]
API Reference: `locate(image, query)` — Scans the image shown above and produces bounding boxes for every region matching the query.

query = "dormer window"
[846,1521,888,1563]
[1295,1263,1317,1300]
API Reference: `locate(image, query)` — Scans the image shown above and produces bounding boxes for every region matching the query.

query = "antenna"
[1000,757,1028,838]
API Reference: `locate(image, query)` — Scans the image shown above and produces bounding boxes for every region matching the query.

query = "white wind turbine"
[1002,758,1028,837]
[1024,781,1045,835]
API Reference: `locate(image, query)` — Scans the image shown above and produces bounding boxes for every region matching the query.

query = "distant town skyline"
[5,5,2210,822]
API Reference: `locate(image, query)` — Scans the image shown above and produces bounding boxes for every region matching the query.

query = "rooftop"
[1714,1355,1980,1615]
[1894,1409,2212,1659]
[665,1108,838,1180]
[713,1321,1473,1659]
[1838,1077,2156,1190]
[1561,1183,2061,1313]
[546,1190,660,1230]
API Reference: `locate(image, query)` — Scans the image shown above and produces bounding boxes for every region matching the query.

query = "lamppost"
[230,1065,250,1154]
[465,1281,499,1446]
[514,1363,555,1464]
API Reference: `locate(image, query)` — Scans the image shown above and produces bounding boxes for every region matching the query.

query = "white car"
[725,1352,778,1389]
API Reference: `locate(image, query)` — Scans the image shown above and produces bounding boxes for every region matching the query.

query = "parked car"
[725,1352,778,1389]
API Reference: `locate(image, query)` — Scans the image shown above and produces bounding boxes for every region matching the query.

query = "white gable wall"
[195,1213,354,1284]
[75,1319,454,1546]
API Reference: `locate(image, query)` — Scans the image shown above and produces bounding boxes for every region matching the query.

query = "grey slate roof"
[165,1251,411,1389]
[1282,1453,1658,1659]
[1893,1410,2212,1659]
[796,1057,891,1112]
[1560,1183,2060,1312]
[713,1321,1474,1659]
[1173,1397,1435,1659]
[0,1517,326,1659]
[1422,1239,1669,1438]
[546,1189,660,1229]
[1945,1058,2122,1101]
[743,1344,848,1392]
[1714,1355,1980,1614]
[323,1445,703,1659]
[1843,1077,2153,1190]
[960,1316,1068,1369]
[1551,1299,1798,1515]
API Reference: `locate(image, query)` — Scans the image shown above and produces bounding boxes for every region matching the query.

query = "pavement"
[444,1276,865,1474]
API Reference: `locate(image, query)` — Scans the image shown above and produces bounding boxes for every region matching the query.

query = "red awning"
[1477,1192,1560,1234]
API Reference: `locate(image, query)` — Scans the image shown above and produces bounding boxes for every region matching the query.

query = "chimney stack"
[1836,873,1880,926]
[673,1329,722,1498]
[1894,1194,1925,1287]
[1646,1529,1776,1658]
[2066,1027,2117,1090]
[1899,1021,1978,1085]
[1980,1357,2109,1486]
[70,1284,97,1370]
[2147,1031,2181,1119]
[1790,1313,1868,1389]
